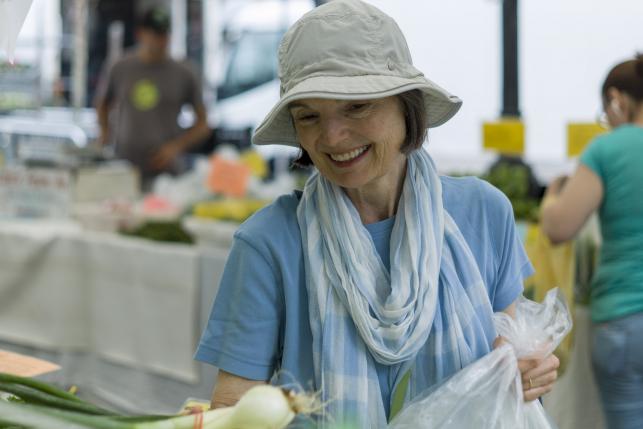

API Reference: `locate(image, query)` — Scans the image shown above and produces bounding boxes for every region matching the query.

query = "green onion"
[0,382,113,415]
[0,373,86,403]
[0,374,320,429]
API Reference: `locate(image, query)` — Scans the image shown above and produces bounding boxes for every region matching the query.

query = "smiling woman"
[195,1,559,428]
[289,97,407,217]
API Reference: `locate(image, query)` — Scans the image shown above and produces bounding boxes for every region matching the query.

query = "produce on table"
[0,373,318,429]
[482,161,542,222]
[192,199,269,223]
[120,221,195,244]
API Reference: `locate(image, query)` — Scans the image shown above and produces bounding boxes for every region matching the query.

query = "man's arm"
[95,98,112,147]
[149,104,211,170]
[172,103,211,151]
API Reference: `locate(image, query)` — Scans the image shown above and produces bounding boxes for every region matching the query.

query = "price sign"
[483,120,525,156]
[0,349,60,377]
[207,155,252,198]
[0,166,71,218]
[567,123,606,157]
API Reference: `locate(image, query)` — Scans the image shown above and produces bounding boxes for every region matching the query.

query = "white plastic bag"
[0,0,34,62]
[390,288,572,428]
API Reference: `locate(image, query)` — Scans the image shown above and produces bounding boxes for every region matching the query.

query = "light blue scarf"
[297,149,495,428]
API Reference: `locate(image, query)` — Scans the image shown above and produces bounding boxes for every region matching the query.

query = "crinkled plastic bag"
[390,288,572,429]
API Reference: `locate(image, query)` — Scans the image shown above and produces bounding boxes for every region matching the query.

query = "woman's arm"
[540,164,603,244]
[497,301,560,402]
[210,370,267,409]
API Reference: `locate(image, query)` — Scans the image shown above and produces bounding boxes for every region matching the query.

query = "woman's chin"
[332,174,372,191]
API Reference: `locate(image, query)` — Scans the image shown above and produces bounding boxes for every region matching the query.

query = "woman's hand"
[494,336,560,402]
[517,353,560,401]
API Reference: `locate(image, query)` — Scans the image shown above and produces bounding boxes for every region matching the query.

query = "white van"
[211,0,314,162]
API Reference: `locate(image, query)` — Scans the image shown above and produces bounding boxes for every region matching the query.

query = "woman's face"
[290,96,407,190]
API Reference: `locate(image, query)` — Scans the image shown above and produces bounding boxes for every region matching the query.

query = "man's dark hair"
[138,7,171,34]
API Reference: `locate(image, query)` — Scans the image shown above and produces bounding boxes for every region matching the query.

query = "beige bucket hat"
[252,0,462,147]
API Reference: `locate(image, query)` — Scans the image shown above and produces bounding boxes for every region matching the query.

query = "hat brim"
[252,74,462,147]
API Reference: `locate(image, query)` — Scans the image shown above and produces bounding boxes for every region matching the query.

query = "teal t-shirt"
[195,176,532,418]
[580,124,643,322]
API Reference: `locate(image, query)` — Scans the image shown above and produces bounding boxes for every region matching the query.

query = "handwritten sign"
[0,166,71,218]
[0,349,60,377]
[483,120,525,156]
[206,155,252,198]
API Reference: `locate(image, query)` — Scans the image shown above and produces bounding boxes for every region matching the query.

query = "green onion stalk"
[0,373,319,429]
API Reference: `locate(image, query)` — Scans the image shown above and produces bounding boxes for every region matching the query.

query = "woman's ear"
[610,99,624,116]
[607,87,627,118]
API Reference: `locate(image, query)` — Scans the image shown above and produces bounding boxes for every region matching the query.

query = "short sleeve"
[182,61,205,109]
[580,137,605,181]
[194,235,283,381]
[484,183,534,311]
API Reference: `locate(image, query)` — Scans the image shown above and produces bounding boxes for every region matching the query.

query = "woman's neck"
[344,160,407,225]
[633,104,643,127]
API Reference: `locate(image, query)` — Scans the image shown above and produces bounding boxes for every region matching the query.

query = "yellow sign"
[567,123,606,158]
[483,119,525,155]
[240,150,268,179]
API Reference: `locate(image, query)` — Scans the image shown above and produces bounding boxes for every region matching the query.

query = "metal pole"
[71,0,88,111]
[170,0,187,59]
[501,0,520,117]
[203,0,222,90]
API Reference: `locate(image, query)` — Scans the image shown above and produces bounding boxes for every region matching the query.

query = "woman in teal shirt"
[542,54,643,429]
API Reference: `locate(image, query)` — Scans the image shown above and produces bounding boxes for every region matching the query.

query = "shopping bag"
[522,222,575,374]
[0,0,34,62]
[390,288,572,428]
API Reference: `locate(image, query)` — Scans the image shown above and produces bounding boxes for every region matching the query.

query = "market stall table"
[0,218,231,413]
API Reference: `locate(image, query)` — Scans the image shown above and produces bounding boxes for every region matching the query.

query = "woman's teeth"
[329,145,369,162]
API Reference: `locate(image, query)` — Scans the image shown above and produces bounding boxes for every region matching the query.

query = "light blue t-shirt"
[195,176,532,416]
[580,124,643,322]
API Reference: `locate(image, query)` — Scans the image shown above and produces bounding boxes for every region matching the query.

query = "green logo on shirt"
[131,79,159,111]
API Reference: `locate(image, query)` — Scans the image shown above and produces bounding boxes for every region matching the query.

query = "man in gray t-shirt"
[95,7,210,186]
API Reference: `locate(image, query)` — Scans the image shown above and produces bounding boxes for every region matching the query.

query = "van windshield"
[217,31,283,100]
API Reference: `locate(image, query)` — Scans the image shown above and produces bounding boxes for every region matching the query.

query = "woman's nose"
[320,116,350,147]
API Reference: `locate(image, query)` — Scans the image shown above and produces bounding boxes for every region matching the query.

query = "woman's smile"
[328,144,371,166]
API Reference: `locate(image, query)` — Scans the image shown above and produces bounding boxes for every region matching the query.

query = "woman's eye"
[296,114,318,123]
[349,103,368,111]
[347,103,371,116]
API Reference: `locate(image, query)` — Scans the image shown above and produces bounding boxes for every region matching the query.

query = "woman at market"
[195,0,559,426]
[541,54,643,429]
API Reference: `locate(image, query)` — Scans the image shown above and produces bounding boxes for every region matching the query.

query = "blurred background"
[0,1,641,428]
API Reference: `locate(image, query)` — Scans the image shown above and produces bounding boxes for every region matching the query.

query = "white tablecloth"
[0,219,231,412]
